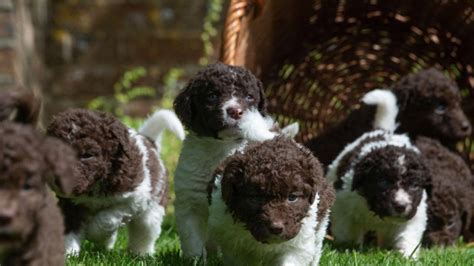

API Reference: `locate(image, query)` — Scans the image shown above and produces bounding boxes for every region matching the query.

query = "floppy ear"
[221,158,245,209]
[0,89,41,125]
[106,118,138,191]
[173,84,194,130]
[42,137,78,196]
[257,80,268,116]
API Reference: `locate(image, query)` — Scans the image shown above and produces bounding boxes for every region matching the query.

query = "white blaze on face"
[221,96,241,122]
[394,188,412,213]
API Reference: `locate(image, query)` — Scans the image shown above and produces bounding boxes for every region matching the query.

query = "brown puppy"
[208,137,334,265]
[0,122,75,266]
[47,108,183,255]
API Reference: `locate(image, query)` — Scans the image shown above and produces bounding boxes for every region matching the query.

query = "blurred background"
[0,0,228,121]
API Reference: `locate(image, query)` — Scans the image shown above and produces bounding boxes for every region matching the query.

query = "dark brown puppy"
[306,68,471,167]
[415,137,474,245]
[0,122,75,266]
[208,137,334,265]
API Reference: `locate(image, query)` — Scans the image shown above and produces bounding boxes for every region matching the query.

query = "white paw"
[65,233,81,256]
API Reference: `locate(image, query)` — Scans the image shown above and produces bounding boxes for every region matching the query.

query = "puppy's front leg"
[85,207,131,249]
[175,204,208,257]
[65,232,82,256]
[280,255,302,266]
[392,191,428,259]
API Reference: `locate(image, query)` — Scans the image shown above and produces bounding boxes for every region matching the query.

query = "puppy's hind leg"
[84,208,129,250]
[127,202,165,255]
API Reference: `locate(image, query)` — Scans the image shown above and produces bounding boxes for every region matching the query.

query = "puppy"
[47,108,184,255]
[208,137,334,265]
[328,90,430,258]
[0,122,76,266]
[173,62,297,257]
[415,136,474,245]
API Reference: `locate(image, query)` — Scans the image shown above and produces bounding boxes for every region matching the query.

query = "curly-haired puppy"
[328,90,429,258]
[0,122,76,266]
[307,68,471,167]
[47,108,184,255]
[208,137,334,265]
[415,137,474,245]
[173,62,297,257]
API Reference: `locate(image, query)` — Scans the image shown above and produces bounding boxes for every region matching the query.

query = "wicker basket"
[220,0,474,170]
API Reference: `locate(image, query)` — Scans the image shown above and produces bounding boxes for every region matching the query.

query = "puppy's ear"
[42,137,78,196]
[0,89,41,125]
[107,119,137,188]
[174,84,194,130]
[221,158,245,208]
[391,74,416,112]
[257,80,268,116]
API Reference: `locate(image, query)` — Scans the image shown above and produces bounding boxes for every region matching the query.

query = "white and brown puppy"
[208,137,334,266]
[47,108,184,255]
[328,90,429,258]
[173,62,298,257]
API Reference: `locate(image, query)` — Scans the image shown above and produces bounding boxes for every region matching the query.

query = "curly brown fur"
[306,68,471,168]
[0,122,77,266]
[47,108,142,196]
[173,62,267,138]
[0,89,41,125]
[415,137,474,246]
[211,137,334,243]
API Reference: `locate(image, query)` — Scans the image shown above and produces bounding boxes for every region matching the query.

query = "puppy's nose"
[392,202,407,214]
[461,121,471,132]
[0,209,15,226]
[269,221,284,235]
[226,107,243,120]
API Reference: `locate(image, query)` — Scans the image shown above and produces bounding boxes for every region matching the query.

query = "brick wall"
[0,0,47,92]
[0,0,226,119]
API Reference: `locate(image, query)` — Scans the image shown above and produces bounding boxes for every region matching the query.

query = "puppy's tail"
[362,89,399,132]
[139,109,185,144]
[0,89,41,125]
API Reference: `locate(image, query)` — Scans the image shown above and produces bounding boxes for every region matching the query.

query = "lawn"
[66,132,474,265]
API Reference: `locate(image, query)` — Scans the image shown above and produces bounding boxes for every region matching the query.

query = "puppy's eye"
[287,194,299,203]
[80,153,95,161]
[245,94,255,102]
[435,104,446,115]
[207,94,218,102]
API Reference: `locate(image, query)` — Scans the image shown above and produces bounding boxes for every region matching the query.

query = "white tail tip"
[139,109,185,143]
[362,89,399,132]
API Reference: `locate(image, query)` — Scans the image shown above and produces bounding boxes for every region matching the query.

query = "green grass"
[66,132,474,265]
